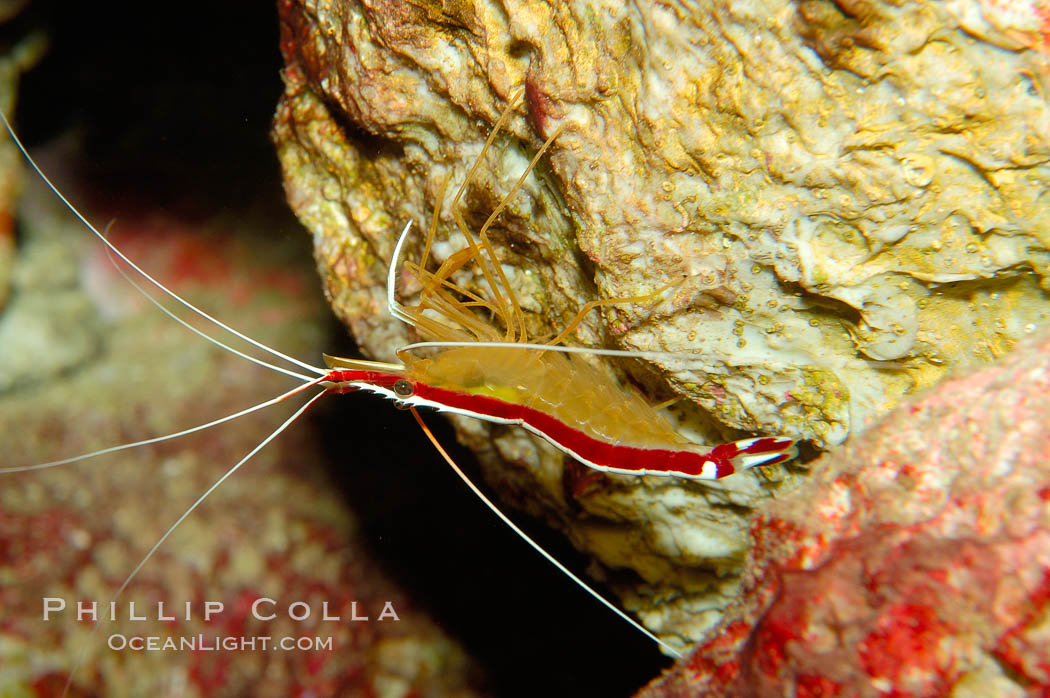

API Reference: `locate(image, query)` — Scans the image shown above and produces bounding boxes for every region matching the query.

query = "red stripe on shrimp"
[411,384,791,480]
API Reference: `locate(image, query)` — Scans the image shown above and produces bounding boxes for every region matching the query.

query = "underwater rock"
[0,165,103,393]
[637,328,1050,697]
[0,31,46,313]
[0,114,14,311]
[273,0,1050,648]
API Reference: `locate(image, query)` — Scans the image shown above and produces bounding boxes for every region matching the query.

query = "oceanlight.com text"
[108,634,334,652]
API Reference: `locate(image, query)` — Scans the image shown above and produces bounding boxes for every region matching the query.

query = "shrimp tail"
[711,436,798,477]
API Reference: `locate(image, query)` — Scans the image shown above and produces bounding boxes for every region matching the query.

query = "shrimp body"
[325,345,796,479]
[314,90,798,482]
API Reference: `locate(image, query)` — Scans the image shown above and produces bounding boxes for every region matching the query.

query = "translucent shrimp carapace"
[323,344,796,480]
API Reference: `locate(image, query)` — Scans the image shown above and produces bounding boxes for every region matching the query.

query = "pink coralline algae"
[638,330,1050,697]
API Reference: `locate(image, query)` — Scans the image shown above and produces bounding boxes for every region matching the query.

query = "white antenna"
[0,111,327,377]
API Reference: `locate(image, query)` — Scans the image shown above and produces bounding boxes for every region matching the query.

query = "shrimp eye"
[393,379,414,397]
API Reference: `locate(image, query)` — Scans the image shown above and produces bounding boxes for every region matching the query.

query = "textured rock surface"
[0,30,46,312]
[0,171,483,698]
[273,0,1050,648]
[637,328,1050,697]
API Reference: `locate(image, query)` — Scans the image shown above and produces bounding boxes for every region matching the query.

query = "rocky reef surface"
[639,327,1050,697]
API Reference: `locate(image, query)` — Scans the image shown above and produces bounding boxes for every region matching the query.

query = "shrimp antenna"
[0,111,326,377]
[409,407,684,658]
[401,339,716,363]
[100,234,321,382]
[1,377,326,473]
[58,387,327,698]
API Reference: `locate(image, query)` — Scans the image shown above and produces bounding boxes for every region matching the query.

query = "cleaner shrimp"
[0,118,666,696]
[0,35,794,698]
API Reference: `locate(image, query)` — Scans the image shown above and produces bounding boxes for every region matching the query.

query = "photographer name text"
[42,597,400,623]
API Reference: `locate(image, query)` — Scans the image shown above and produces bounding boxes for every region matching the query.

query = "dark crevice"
[322,93,407,162]
[779,278,864,327]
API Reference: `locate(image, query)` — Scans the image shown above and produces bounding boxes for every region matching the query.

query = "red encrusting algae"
[638,329,1050,697]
